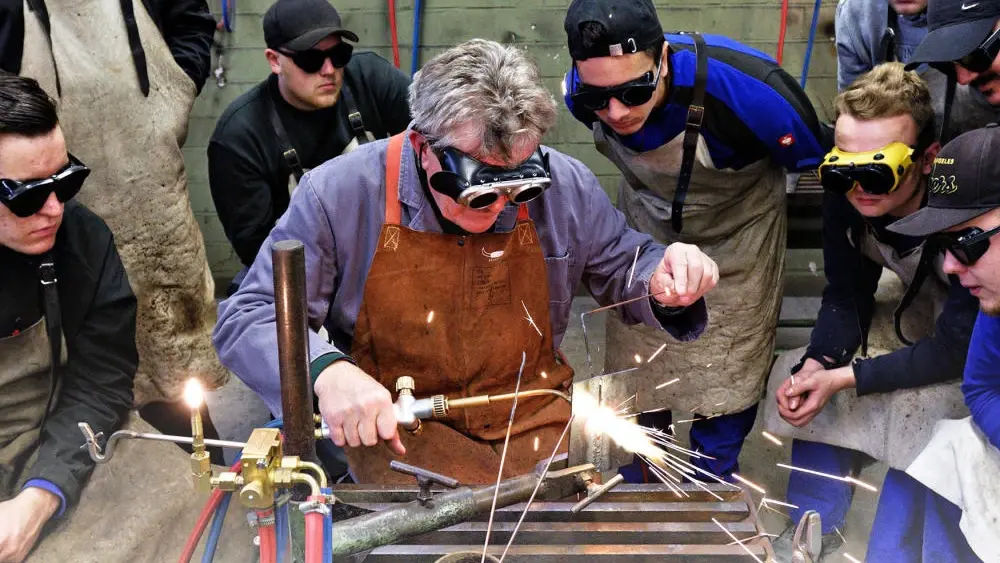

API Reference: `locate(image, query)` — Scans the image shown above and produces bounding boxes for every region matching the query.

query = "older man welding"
[214,38,719,484]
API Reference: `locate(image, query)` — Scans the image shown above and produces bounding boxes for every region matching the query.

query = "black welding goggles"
[0,154,90,217]
[429,146,552,209]
[818,142,916,196]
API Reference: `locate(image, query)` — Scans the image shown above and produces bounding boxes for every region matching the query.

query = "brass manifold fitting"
[210,428,328,509]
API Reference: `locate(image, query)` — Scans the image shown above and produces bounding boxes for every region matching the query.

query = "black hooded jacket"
[0,201,137,509]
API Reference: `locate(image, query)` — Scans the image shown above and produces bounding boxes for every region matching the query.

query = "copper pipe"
[272,240,318,463]
[448,389,570,410]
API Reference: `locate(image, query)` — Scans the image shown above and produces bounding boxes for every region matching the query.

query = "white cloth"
[906,417,1000,563]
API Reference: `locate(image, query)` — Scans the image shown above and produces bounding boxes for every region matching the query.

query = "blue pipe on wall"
[800,0,822,89]
[411,0,423,76]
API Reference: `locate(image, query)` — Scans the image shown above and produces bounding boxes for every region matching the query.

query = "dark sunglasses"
[933,225,1000,266]
[280,42,353,73]
[957,27,1000,73]
[0,154,89,218]
[569,54,663,112]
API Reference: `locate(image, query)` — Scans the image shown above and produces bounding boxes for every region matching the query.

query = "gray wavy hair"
[409,39,558,161]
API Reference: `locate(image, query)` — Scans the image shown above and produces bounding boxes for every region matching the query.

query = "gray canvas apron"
[597,121,788,416]
[763,229,969,470]
[0,317,63,500]
[19,0,227,405]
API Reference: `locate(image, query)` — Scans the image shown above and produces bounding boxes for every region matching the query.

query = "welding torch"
[310,377,571,439]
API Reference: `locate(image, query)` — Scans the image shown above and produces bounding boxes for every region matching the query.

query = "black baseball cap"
[906,0,1000,70]
[263,0,359,52]
[889,124,1000,236]
[564,0,664,60]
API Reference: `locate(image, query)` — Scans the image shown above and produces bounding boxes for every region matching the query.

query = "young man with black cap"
[905,0,1000,120]
[209,0,412,289]
[762,63,980,562]
[561,0,828,484]
[848,125,1000,562]
[835,0,994,143]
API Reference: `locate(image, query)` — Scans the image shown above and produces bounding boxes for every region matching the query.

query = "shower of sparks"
[846,476,879,492]
[656,378,681,389]
[777,464,879,492]
[521,301,543,337]
[540,371,548,379]
[834,527,848,544]
[759,498,799,511]
[497,415,576,563]
[614,394,637,413]
[426,311,435,324]
[761,431,784,446]
[634,353,643,364]
[731,473,767,495]
[580,287,674,375]
[727,532,779,546]
[532,435,540,452]
[647,343,667,363]
[711,518,764,563]
[574,391,737,501]
[626,246,640,289]
[844,555,862,563]
[481,352,526,563]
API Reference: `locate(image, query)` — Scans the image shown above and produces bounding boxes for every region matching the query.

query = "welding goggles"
[279,42,353,73]
[933,225,1000,266]
[0,154,89,217]
[429,146,552,209]
[818,142,916,196]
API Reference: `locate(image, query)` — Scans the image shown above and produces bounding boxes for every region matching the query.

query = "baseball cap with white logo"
[906,0,1000,70]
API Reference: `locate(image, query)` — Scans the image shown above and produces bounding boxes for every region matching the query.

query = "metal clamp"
[792,510,822,563]
[389,460,460,507]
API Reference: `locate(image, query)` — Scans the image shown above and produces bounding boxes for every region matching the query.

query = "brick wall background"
[188,0,839,279]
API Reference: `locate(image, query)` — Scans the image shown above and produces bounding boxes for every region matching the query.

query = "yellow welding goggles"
[818,142,915,195]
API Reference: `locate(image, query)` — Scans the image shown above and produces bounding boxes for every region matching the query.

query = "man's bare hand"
[0,488,59,563]
[314,361,406,456]
[776,358,826,412]
[777,366,855,428]
[649,243,719,308]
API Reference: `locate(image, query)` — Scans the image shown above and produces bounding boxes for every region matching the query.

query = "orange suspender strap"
[384,133,405,225]
[517,204,529,220]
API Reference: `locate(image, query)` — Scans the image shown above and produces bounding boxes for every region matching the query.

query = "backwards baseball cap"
[263,0,359,51]
[564,0,664,60]
[906,0,1000,70]
[889,124,1000,236]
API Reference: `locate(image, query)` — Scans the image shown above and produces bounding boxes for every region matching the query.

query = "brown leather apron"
[345,135,573,484]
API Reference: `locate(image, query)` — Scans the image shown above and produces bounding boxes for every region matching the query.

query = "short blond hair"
[835,62,934,135]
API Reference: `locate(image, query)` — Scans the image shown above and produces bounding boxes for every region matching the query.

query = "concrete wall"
[188,0,839,279]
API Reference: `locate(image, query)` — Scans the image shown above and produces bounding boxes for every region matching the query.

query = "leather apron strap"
[672,32,709,234]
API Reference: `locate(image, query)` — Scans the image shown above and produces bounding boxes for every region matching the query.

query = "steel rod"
[272,240,318,463]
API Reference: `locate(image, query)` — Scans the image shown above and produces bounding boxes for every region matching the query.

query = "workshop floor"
[206,293,885,560]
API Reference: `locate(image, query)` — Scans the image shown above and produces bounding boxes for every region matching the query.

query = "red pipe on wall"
[388,0,401,68]
[777,0,790,65]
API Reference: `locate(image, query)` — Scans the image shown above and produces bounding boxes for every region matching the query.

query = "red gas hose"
[177,460,242,563]
[304,510,326,563]
[257,508,277,563]
[777,0,790,65]
[387,0,401,68]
